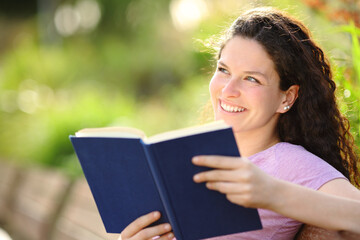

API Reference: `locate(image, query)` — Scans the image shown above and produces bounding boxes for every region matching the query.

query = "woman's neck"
[233,128,280,157]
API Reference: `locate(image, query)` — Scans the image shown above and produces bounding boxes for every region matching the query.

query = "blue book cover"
[70,122,262,240]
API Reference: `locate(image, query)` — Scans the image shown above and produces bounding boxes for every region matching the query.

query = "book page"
[75,127,146,139]
[74,121,230,142]
[144,121,230,144]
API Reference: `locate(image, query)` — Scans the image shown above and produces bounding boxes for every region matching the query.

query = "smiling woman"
[209,36,298,149]
[118,7,360,240]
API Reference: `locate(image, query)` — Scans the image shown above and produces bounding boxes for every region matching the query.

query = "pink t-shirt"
[206,142,346,240]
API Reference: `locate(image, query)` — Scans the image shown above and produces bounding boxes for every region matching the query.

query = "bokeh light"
[54,0,101,36]
[76,0,101,32]
[170,0,208,31]
[54,4,81,36]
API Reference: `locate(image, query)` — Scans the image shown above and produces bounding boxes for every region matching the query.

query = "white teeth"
[221,102,245,113]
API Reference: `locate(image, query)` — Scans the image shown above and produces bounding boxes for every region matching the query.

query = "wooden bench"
[5,167,71,240]
[0,161,21,226]
[53,178,359,240]
[1,160,359,240]
[51,178,120,240]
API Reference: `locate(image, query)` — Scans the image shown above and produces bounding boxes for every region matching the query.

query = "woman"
[120,7,360,240]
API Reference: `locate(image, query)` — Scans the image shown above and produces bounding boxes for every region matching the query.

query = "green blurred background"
[0,0,359,177]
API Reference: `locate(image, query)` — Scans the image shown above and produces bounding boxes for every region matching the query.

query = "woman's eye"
[218,67,229,74]
[245,76,259,83]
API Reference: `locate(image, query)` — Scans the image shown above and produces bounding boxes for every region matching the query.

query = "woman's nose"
[221,78,241,98]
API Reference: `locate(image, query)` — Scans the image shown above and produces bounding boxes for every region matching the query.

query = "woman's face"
[209,36,286,135]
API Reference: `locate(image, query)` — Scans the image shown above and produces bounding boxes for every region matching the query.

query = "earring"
[284,106,290,111]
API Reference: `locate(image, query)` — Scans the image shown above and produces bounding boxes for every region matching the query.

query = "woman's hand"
[192,156,278,209]
[119,211,174,240]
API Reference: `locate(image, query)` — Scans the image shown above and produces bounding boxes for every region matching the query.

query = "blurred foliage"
[302,0,359,27]
[0,0,359,177]
[300,0,360,148]
[333,22,360,148]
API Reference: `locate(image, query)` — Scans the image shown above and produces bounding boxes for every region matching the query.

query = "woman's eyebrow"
[218,60,267,78]
[243,71,267,78]
[217,60,228,68]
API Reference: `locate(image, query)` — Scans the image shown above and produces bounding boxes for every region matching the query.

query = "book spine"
[141,141,183,240]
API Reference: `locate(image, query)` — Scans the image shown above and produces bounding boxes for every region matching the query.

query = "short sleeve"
[273,143,347,190]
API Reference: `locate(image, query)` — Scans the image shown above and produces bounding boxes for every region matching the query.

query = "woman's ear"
[277,85,299,113]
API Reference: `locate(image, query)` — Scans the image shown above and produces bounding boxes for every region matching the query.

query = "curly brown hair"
[218,7,359,186]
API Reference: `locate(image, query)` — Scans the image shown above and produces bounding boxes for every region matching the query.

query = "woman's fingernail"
[153,211,160,218]
[167,233,174,238]
[192,157,199,163]
[164,224,171,231]
[193,175,200,182]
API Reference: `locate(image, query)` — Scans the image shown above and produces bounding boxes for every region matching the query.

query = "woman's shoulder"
[270,142,345,188]
[274,142,318,158]
[273,142,335,169]
[274,141,305,151]
[249,142,319,163]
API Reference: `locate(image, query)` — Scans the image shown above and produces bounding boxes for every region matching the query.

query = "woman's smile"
[220,99,246,113]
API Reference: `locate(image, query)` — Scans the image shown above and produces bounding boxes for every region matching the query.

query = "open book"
[70,121,262,240]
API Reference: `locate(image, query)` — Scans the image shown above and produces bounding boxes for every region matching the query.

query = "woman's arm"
[271,178,360,233]
[192,156,360,234]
